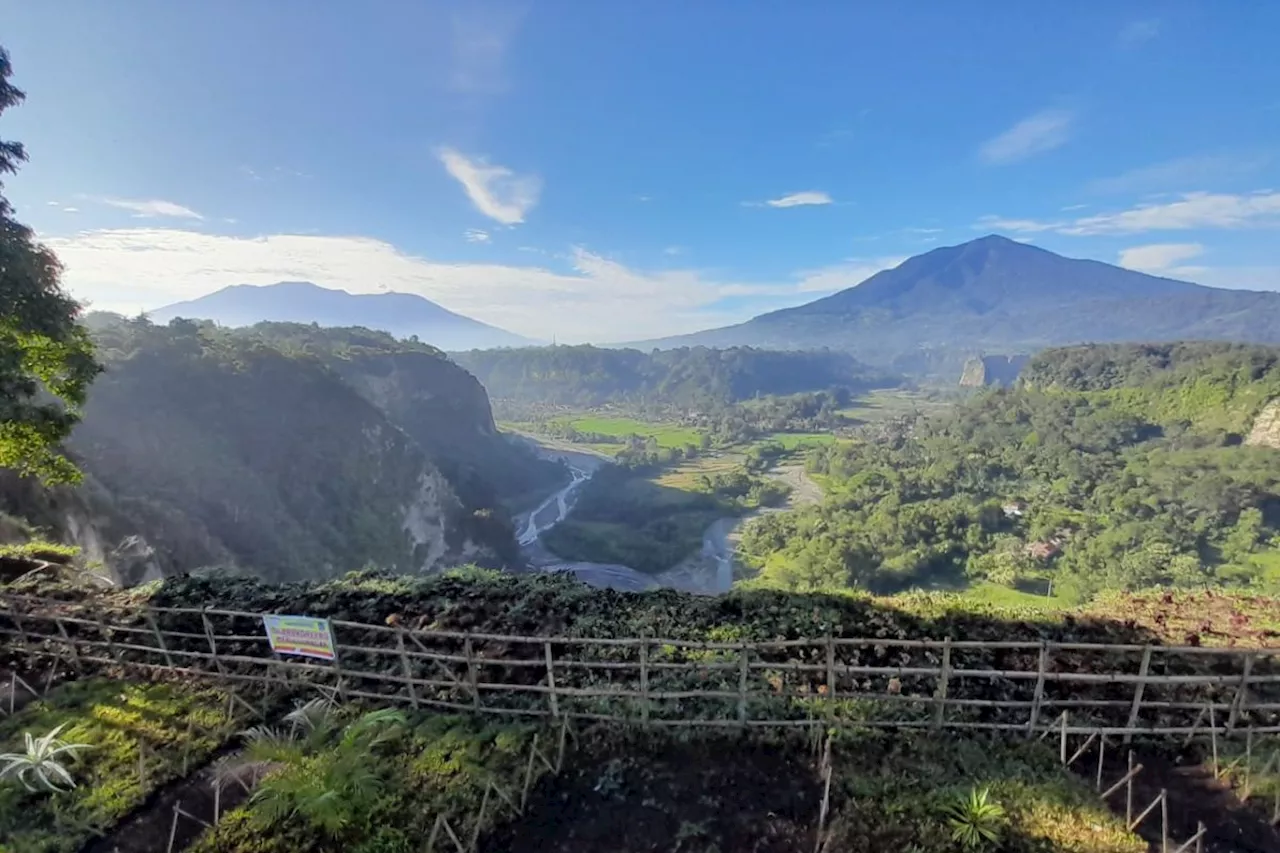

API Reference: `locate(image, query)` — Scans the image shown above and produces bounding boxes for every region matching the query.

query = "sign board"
[262,614,336,661]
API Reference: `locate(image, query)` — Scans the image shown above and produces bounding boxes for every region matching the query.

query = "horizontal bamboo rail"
[3,593,1279,737]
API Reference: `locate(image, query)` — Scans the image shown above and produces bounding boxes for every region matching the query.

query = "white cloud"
[62,207,79,213]
[92,196,204,220]
[46,200,59,206]
[464,228,491,243]
[974,215,1063,233]
[980,191,1280,236]
[1086,154,1270,195]
[1117,243,1204,273]
[903,227,942,234]
[763,191,833,208]
[44,228,851,343]
[1066,192,1280,234]
[1118,19,1160,47]
[979,109,1075,164]
[448,7,523,95]
[437,147,540,225]
[663,246,684,256]
[790,257,906,292]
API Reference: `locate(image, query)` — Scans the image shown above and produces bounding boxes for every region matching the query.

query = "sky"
[3,1,1279,343]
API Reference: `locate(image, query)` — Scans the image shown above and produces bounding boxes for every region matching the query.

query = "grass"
[191,715,554,853]
[0,679,241,853]
[959,581,1072,612]
[651,454,742,490]
[560,415,704,449]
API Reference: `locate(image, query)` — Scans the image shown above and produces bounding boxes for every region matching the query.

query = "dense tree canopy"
[0,48,100,482]
[740,344,1280,601]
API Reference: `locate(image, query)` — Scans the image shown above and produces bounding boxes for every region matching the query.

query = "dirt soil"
[483,730,822,853]
[1080,743,1280,853]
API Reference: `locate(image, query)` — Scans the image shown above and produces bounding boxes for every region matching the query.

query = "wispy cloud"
[1118,19,1161,47]
[464,228,491,243]
[1117,243,1203,273]
[437,147,541,225]
[746,191,834,209]
[1086,154,1270,195]
[663,246,685,256]
[448,7,523,95]
[92,196,204,220]
[979,191,1280,236]
[46,228,876,343]
[979,108,1075,165]
[790,257,906,292]
[62,207,79,213]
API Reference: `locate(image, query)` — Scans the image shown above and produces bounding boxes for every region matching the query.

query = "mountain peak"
[149,282,533,351]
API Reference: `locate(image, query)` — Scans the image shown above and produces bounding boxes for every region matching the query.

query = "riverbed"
[511,438,822,595]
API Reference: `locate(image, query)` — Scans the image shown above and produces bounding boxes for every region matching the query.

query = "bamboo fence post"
[1127,750,1135,826]
[92,606,117,660]
[520,733,541,811]
[1161,789,1169,853]
[825,632,836,705]
[326,622,348,704]
[53,617,81,672]
[1209,704,1219,778]
[738,643,749,725]
[1027,640,1049,738]
[396,627,419,709]
[5,672,14,716]
[469,783,492,851]
[1229,654,1254,732]
[1096,734,1107,790]
[1243,728,1254,800]
[1129,789,1164,832]
[1060,710,1069,765]
[813,735,833,853]
[10,607,30,647]
[639,636,650,724]
[1196,821,1205,853]
[138,740,148,790]
[465,636,481,710]
[1125,646,1153,745]
[200,609,227,677]
[544,640,559,718]
[166,803,181,853]
[933,637,952,730]
[144,610,175,668]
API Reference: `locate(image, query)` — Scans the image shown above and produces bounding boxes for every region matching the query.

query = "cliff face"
[1246,400,1280,449]
[2,319,540,585]
[959,354,1029,387]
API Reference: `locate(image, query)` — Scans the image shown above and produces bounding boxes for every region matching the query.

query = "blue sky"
[3,1,1279,342]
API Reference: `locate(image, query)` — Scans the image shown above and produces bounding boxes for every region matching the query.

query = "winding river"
[513,440,822,595]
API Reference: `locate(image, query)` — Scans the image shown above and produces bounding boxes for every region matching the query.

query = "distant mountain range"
[639,235,1280,375]
[149,281,533,351]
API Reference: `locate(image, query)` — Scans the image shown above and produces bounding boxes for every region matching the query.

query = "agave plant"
[942,786,1007,851]
[0,723,92,793]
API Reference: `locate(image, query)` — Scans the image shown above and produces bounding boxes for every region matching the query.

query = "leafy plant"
[238,705,408,838]
[942,786,1006,851]
[0,723,91,792]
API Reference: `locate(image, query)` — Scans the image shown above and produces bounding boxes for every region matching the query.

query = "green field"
[837,388,956,423]
[764,431,837,450]
[559,415,704,448]
[959,581,1072,611]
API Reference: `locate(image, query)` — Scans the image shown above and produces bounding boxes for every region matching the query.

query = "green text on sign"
[262,614,336,661]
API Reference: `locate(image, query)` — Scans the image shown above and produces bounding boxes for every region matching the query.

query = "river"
[513,440,822,595]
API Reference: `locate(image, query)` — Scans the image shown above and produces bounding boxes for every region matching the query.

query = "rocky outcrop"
[959,354,1030,387]
[1246,399,1280,449]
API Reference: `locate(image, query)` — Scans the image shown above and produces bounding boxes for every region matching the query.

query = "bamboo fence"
[3,592,1280,737]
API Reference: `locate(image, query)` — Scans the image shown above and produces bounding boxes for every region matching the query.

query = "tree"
[0,48,100,482]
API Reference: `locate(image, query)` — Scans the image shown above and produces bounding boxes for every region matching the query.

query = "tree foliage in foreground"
[0,47,100,483]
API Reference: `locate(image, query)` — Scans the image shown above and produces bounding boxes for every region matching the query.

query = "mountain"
[150,281,533,351]
[451,345,896,409]
[640,235,1280,376]
[0,318,564,585]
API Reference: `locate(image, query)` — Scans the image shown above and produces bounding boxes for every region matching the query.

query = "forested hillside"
[0,317,564,584]
[452,345,896,412]
[741,342,1280,601]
